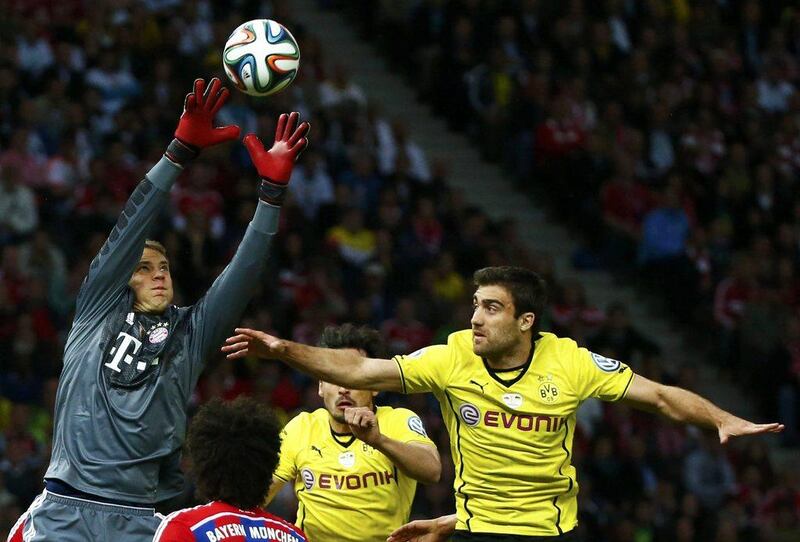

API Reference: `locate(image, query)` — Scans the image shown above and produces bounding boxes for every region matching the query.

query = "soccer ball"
[222,19,300,97]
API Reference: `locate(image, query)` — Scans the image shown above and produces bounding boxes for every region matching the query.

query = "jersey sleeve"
[384,408,435,446]
[273,414,303,483]
[392,344,453,394]
[572,345,634,402]
[188,203,279,367]
[152,514,192,542]
[75,158,180,323]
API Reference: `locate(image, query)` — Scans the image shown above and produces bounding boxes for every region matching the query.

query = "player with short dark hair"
[152,397,306,542]
[8,77,309,542]
[264,324,440,542]
[472,266,548,332]
[224,265,783,541]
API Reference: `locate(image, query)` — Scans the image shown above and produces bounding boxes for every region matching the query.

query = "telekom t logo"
[104,332,144,373]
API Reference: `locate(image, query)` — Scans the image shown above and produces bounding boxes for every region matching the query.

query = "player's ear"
[371,390,378,399]
[519,312,535,332]
[318,381,324,398]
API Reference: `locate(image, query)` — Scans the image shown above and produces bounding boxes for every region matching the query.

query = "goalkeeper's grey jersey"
[45,157,279,504]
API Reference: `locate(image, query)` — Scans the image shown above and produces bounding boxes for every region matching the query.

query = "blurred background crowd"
[0,0,798,541]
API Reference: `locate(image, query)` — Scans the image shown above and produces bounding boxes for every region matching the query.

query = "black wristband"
[259,178,287,206]
[164,138,200,166]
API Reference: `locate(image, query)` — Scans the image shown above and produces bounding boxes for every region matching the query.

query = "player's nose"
[471,311,482,326]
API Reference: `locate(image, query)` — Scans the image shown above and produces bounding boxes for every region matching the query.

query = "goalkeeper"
[8,78,309,542]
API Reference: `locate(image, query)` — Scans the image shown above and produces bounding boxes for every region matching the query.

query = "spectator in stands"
[381,297,432,354]
[590,302,660,365]
[638,180,694,317]
[377,118,431,182]
[326,206,376,269]
[601,158,652,270]
[288,149,335,221]
[0,167,38,245]
[683,433,738,510]
[756,61,796,114]
[714,254,756,369]
[549,278,605,340]
[0,130,45,189]
[773,315,800,445]
[84,49,141,115]
[465,47,516,161]
[318,63,367,110]
[338,154,382,212]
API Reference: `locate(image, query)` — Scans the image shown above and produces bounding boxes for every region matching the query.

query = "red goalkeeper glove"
[166,77,241,165]
[244,111,310,206]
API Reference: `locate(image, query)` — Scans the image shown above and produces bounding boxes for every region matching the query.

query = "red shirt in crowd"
[382,318,432,354]
[535,117,587,158]
[601,179,653,234]
[713,277,752,330]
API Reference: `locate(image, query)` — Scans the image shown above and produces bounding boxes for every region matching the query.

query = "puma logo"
[470,380,488,394]
[311,445,323,457]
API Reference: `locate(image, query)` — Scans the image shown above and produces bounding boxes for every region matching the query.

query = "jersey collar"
[481,334,538,388]
[329,427,357,449]
[326,405,377,448]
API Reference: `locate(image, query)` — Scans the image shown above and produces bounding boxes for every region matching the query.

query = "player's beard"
[473,328,517,359]
[329,410,346,424]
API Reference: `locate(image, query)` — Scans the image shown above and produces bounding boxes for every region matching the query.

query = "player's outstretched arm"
[222,328,403,392]
[622,374,784,444]
[190,113,309,361]
[78,77,239,318]
[263,476,287,507]
[344,407,441,484]
[386,514,457,542]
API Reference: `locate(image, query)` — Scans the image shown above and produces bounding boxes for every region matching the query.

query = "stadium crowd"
[354,0,800,447]
[0,0,798,541]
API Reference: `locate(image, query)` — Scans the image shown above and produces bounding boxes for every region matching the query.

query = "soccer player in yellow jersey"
[265,324,441,542]
[224,266,784,541]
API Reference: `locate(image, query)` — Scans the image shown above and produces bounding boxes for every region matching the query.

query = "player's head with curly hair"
[186,397,281,509]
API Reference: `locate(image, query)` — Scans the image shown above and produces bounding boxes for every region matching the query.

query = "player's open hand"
[222,328,285,360]
[244,112,310,206]
[345,407,381,447]
[244,112,310,183]
[174,77,240,149]
[387,515,456,542]
[718,415,784,444]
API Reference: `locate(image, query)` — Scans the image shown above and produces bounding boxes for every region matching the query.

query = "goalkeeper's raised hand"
[243,111,310,207]
[166,77,241,166]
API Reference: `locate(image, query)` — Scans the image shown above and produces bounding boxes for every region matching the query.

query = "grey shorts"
[8,490,162,542]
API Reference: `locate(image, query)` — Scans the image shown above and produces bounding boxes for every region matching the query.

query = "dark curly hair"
[186,397,281,509]
[319,323,387,358]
